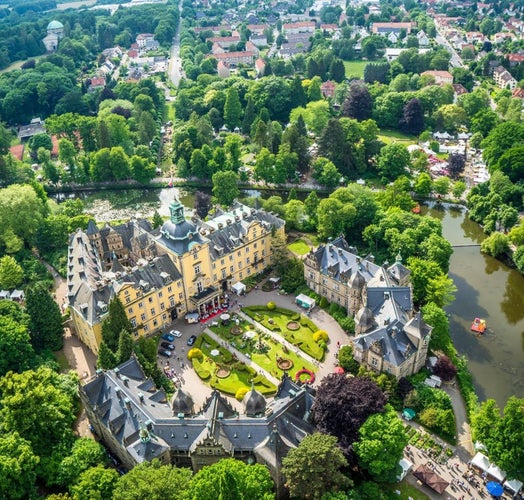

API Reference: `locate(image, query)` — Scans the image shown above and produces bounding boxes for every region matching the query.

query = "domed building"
[43,20,64,52]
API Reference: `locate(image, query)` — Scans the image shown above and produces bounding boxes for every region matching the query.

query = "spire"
[395,251,402,264]
[111,253,125,274]
[169,197,185,224]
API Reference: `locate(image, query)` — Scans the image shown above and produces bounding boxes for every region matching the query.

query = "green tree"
[152,210,163,229]
[0,316,34,376]
[433,176,451,196]
[419,407,455,436]
[354,405,408,482]
[0,255,24,289]
[97,341,117,370]
[284,200,305,230]
[212,171,240,206]
[25,282,64,351]
[117,330,134,364]
[0,432,39,500]
[414,172,433,198]
[452,180,466,199]
[224,135,242,171]
[254,148,275,183]
[481,232,509,257]
[130,155,156,184]
[422,302,450,353]
[377,143,411,181]
[282,433,350,500]
[70,465,119,500]
[57,438,107,487]
[224,87,242,129]
[188,458,274,500]
[101,297,133,351]
[337,345,359,374]
[472,399,501,445]
[242,95,256,134]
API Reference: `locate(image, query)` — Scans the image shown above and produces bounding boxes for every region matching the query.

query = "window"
[309,272,314,279]
[168,286,172,292]
[229,255,233,261]
[221,259,224,265]
[193,251,198,260]
[153,319,158,327]
[213,274,217,281]
[261,239,265,245]
[140,313,146,321]
[143,325,149,332]
[246,257,250,265]
[237,251,241,257]
[254,242,257,249]
[213,263,216,269]
[124,289,129,295]
[194,264,200,274]
[148,296,153,303]
[322,278,327,285]
[162,313,167,321]
[128,307,133,314]
[247,268,251,275]
[169,296,175,307]
[239,272,243,279]
[230,265,234,273]
[160,303,165,310]
[245,246,250,253]
[125,297,131,304]
[197,282,204,293]
[179,292,183,300]
[130,318,137,328]
[150,308,156,315]
[177,281,181,288]
[254,252,258,262]
[371,357,378,367]
[221,268,226,279]
[138,301,144,308]
[158,291,163,298]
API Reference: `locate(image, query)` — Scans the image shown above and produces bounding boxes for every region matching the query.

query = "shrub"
[267,301,276,310]
[193,362,211,380]
[313,330,329,343]
[187,348,203,361]
[318,340,327,350]
[235,387,248,401]
[338,345,360,374]
[319,297,329,309]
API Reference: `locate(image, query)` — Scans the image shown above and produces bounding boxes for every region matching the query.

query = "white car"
[170,330,182,338]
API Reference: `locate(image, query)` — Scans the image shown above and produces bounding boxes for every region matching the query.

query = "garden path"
[203,328,280,386]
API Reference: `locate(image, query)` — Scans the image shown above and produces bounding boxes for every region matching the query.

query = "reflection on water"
[423,203,524,406]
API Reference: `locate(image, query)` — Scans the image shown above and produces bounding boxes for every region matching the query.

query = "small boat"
[471,317,486,334]
[412,203,421,214]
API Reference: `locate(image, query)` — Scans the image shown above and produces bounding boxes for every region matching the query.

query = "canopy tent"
[296,293,315,310]
[402,408,416,421]
[413,464,449,494]
[231,282,246,295]
[486,482,504,497]
[268,277,280,286]
[397,458,413,481]
[487,463,506,482]
[504,479,523,494]
[471,451,490,472]
[333,366,345,375]
[185,312,199,324]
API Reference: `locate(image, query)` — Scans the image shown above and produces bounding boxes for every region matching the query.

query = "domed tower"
[160,198,202,254]
[348,270,366,315]
[172,388,194,416]
[242,383,266,417]
[355,304,375,334]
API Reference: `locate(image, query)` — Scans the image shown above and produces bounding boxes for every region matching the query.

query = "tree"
[116,330,134,364]
[342,81,372,120]
[434,104,467,133]
[97,341,117,369]
[354,405,408,482]
[29,133,53,155]
[57,438,107,487]
[377,143,410,181]
[447,152,466,179]
[419,407,455,437]
[432,355,457,381]
[70,465,119,500]
[0,316,34,376]
[433,176,451,196]
[482,122,524,169]
[101,297,133,351]
[212,171,240,207]
[452,181,466,199]
[0,255,24,289]
[312,374,387,459]
[130,155,155,184]
[481,232,509,257]
[281,258,305,293]
[187,458,274,500]
[282,433,350,500]
[224,87,242,129]
[0,367,78,460]
[472,399,501,445]
[337,345,359,374]
[194,191,212,219]
[399,98,424,135]
[422,302,450,351]
[254,148,275,183]
[25,282,64,351]
[414,173,433,198]
[0,432,39,500]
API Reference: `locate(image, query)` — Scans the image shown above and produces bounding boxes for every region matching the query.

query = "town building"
[303,236,431,378]
[67,199,284,354]
[81,357,315,498]
[213,51,255,66]
[372,22,414,35]
[282,21,315,34]
[493,65,518,89]
[43,20,64,52]
[421,70,454,85]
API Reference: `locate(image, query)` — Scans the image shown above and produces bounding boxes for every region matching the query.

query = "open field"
[343,60,368,79]
[378,128,417,145]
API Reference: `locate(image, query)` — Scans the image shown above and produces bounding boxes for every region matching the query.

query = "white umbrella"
[220,314,230,321]
[210,349,219,356]
[244,331,256,339]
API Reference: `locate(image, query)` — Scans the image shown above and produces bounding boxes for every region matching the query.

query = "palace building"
[303,236,431,378]
[81,357,315,498]
[67,198,284,354]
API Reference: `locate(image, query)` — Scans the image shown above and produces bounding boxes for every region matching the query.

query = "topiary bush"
[267,301,276,310]
[187,348,204,361]
[235,387,248,401]
[313,330,329,343]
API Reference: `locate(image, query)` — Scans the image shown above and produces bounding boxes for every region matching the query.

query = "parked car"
[169,329,182,338]
[161,342,175,351]
[158,349,172,358]
[187,335,197,346]
[161,332,175,342]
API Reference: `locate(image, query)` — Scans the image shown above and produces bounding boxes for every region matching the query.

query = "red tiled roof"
[9,144,24,161]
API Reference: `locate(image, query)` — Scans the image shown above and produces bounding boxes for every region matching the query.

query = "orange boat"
[471,318,486,334]
[412,203,421,214]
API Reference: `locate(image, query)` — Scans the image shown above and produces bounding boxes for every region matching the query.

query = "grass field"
[384,481,430,499]
[378,128,417,146]
[343,60,368,79]
[288,239,310,255]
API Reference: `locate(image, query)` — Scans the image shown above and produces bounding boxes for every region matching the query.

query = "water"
[55,189,524,406]
[423,203,524,406]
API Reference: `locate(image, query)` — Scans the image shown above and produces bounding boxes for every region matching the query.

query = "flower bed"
[295,368,315,384]
[286,321,300,331]
[276,357,293,371]
[216,367,231,379]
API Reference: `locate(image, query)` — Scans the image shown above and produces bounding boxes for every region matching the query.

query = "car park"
[161,332,175,342]
[161,342,175,351]
[187,335,197,346]
[169,329,182,338]
[158,349,172,357]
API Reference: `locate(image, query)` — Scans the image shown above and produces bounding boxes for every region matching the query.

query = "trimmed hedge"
[193,359,211,380]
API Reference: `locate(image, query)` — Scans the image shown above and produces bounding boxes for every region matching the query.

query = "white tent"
[471,452,490,472]
[397,458,413,481]
[296,293,315,309]
[504,479,523,494]
[232,282,246,295]
[487,463,506,482]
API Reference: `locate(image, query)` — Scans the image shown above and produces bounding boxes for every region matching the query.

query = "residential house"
[136,33,155,49]
[245,41,259,57]
[387,32,399,44]
[282,21,315,35]
[217,60,230,78]
[255,58,266,76]
[421,70,453,85]
[18,118,45,140]
[213,51,255,66]
[372,22,414,35]
[417,30,430,46]
[209,36,240,48]
[465,31,485,44]
[320,80,336,99]
[506,53,524,66]
[493,65,517,89]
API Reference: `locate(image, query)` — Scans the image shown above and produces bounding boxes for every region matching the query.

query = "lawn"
[384,481,429,499]
[209,320,317,380]
[242,306,326,361]
[191,333,277,397]
[343,60,368,79]
[287,239,310,255]
[378,128,417,146]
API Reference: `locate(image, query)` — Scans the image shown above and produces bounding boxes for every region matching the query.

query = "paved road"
[443,382,474,459]
[168,1,184,87]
